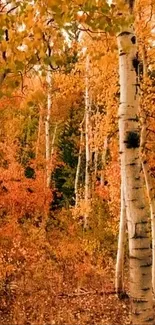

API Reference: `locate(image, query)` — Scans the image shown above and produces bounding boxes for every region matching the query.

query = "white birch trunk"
[45,71,52,188]
[140,46,155,294]
[84,54,91,229]
[94,149,98,184]
[49,122,58,179]
[115,180,126,295]
[75,120,84,207]
[117,26,154,324]
[92,105,99,193]
[51,122,58,158]
[100,136,108,187]
[36,105,43,159]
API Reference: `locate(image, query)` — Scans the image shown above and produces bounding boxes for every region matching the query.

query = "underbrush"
[0,198,122,325]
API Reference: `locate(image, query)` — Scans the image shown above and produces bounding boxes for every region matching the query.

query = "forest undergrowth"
[0,200,130,325]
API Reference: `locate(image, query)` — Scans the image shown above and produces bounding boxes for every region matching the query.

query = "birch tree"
[84,54,91,229]
[117,0,154,323]
[75,118,84,207]
[100,136,109,187]
[45,71,52,188]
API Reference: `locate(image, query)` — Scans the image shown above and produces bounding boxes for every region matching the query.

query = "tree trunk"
[100,136,108,187]
[45,71,52,188]
[94,149,98,186]
[117,25,154,324]
[115,180,126,295]
[84,54,91,229]
[51,122,58,158]
[36,104,43,159]
[75,119,84,207]
[50,122,58,175]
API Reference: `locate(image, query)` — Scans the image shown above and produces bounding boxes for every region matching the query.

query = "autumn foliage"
[0,0,155,324]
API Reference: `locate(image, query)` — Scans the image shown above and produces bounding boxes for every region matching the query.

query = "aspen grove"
[0,0,155,324]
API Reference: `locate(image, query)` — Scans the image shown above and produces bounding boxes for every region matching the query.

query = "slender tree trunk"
[84,54,91,229]
[100,136,108,187]
[50,122,58,174]
[45,71,51,188]
[94,149,98,184]
[36,105,43,159]
[92,104,99,189]
[51,122,58,158]
[117,21,154,324]
[115,180,126,295]
[75,119,84,207]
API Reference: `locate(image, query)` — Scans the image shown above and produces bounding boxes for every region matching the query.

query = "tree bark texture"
[75,119,84,207]
[84,54,91,229]
[117,26,154,324]
[45,71,52,188]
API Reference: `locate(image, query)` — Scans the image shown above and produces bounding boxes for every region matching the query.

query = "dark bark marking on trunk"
[132,298,147,303]
[134,176,140,180]
[124,131,140,148]
[131,36,136,44]
[128,117,139,122]
[130,255,143,260]
[141,287,150,291]
[134,247,150,250]
[140,262,152,268]
[132,310,141,316]
[132,56,140,76]
[120,52,126,56]
[146,317,155,322]
[132,235,148,239]
[139,206,145,210]
[119,31,131,36]
[138,221,147,224]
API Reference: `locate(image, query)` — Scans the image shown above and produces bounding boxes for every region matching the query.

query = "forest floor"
[51,288,130,325]
[0,225,131,325]
[45,266,130,325]
[1,265,131,325]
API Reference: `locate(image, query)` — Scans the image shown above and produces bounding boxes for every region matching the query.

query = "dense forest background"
[0,0,155,324]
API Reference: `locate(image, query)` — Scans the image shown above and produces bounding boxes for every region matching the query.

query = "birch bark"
[36,105,43,159]
[94,149,98,186]
[100,136,108,187]
[84,54,91,229]
[51,123,58,158]
[45,71,52,188]
[75,119,84,207]
[117,25,154,324]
